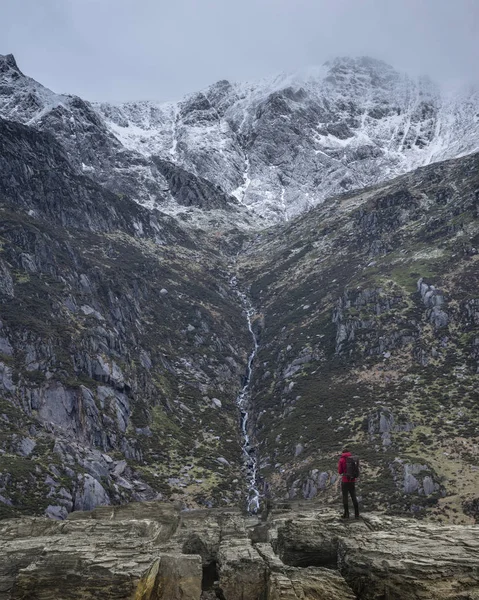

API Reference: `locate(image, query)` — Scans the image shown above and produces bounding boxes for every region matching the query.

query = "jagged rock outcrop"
[1,502,478,599]
[151,158,238,210]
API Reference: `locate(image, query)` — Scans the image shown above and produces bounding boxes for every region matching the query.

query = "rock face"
[1,502,478,600]
[95,57,479,222]
[2,53,479,223]
[339,518,479,599]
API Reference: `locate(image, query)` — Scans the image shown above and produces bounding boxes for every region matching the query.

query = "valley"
[0,52,478,527]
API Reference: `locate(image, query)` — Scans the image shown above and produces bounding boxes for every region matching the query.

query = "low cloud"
[2,0,478,101]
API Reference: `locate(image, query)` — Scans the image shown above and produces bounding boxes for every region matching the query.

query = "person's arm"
[338,458,344,475]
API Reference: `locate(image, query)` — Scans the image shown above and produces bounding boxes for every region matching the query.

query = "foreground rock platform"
[0,501,478,599]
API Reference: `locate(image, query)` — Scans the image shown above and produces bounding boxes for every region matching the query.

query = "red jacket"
[338,451,356,483]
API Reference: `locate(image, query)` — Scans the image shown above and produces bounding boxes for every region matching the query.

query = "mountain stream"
[229,275,261,513]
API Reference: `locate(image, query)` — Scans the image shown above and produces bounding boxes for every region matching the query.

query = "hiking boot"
[354,511,360,519]
[341,512,349,519]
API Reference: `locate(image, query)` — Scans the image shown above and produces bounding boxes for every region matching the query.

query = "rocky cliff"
[1,501,479,600]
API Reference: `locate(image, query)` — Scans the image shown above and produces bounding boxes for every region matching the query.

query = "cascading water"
[229,275,261,514]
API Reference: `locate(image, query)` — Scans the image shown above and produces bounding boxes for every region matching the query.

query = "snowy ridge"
[1,53,479,225]
[0,53,252,223]
[94,57,479,222]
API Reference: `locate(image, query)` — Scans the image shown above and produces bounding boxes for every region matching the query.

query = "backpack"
[345,456,360,480]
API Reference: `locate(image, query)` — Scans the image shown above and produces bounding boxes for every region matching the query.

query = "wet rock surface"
[1,501,478,599]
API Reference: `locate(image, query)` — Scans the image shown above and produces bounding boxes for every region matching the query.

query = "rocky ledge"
[1,501,478,599]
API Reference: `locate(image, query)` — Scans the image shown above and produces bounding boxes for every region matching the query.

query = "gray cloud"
[2,0,479,102]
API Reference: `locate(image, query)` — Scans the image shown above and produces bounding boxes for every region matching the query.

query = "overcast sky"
[2,0,479,102]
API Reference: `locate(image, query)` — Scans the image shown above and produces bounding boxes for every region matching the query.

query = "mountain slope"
[1,115,478,521]
[239,151,479,520]
[0,117,253,518]
[1,52,479,523]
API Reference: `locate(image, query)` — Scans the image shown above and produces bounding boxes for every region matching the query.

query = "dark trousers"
[341,481,359,516]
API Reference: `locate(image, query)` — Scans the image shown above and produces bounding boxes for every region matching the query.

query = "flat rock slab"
[1,503,479,599]
[268,567,356,600]
[340,519,479,599]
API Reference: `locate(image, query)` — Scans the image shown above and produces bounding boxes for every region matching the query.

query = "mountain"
[0,53,253,229]
[2,54,479,225]
[95,56,479,221]
[0,53,478,523]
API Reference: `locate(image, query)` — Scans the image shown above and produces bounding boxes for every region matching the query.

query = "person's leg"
[349,482,359,517]
[341,482,349,517]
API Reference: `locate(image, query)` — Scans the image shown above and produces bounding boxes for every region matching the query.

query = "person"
[338,447,359,519]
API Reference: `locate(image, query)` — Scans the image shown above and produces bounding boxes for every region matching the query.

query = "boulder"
[218,539,268,600]
[135,554,202,600]
[339,517,479,599]
[44,505,68,520]
[73,474,110,511]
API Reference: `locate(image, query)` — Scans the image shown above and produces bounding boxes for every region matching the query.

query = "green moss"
[151,406,183,437]
[390,262,440,293]
[22,369,46,384]
[59,373,98,390]
[0,349,14,365]
[0,455,36,477]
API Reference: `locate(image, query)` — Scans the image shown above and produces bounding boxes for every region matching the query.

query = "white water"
[229,275,261,513]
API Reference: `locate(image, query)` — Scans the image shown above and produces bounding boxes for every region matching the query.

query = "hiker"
[338,448,360,519]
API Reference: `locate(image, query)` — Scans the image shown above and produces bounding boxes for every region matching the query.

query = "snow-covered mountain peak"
[325,55,397,77]
[0,53,23,76]
[221,56,407,104]
[1,53,479,225]
[0,53,68,125]
[89,56,479,222]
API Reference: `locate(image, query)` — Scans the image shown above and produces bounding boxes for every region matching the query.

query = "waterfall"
[229,275,261,513]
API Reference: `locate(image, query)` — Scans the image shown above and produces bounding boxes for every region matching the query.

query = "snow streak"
[231,154,251,205]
